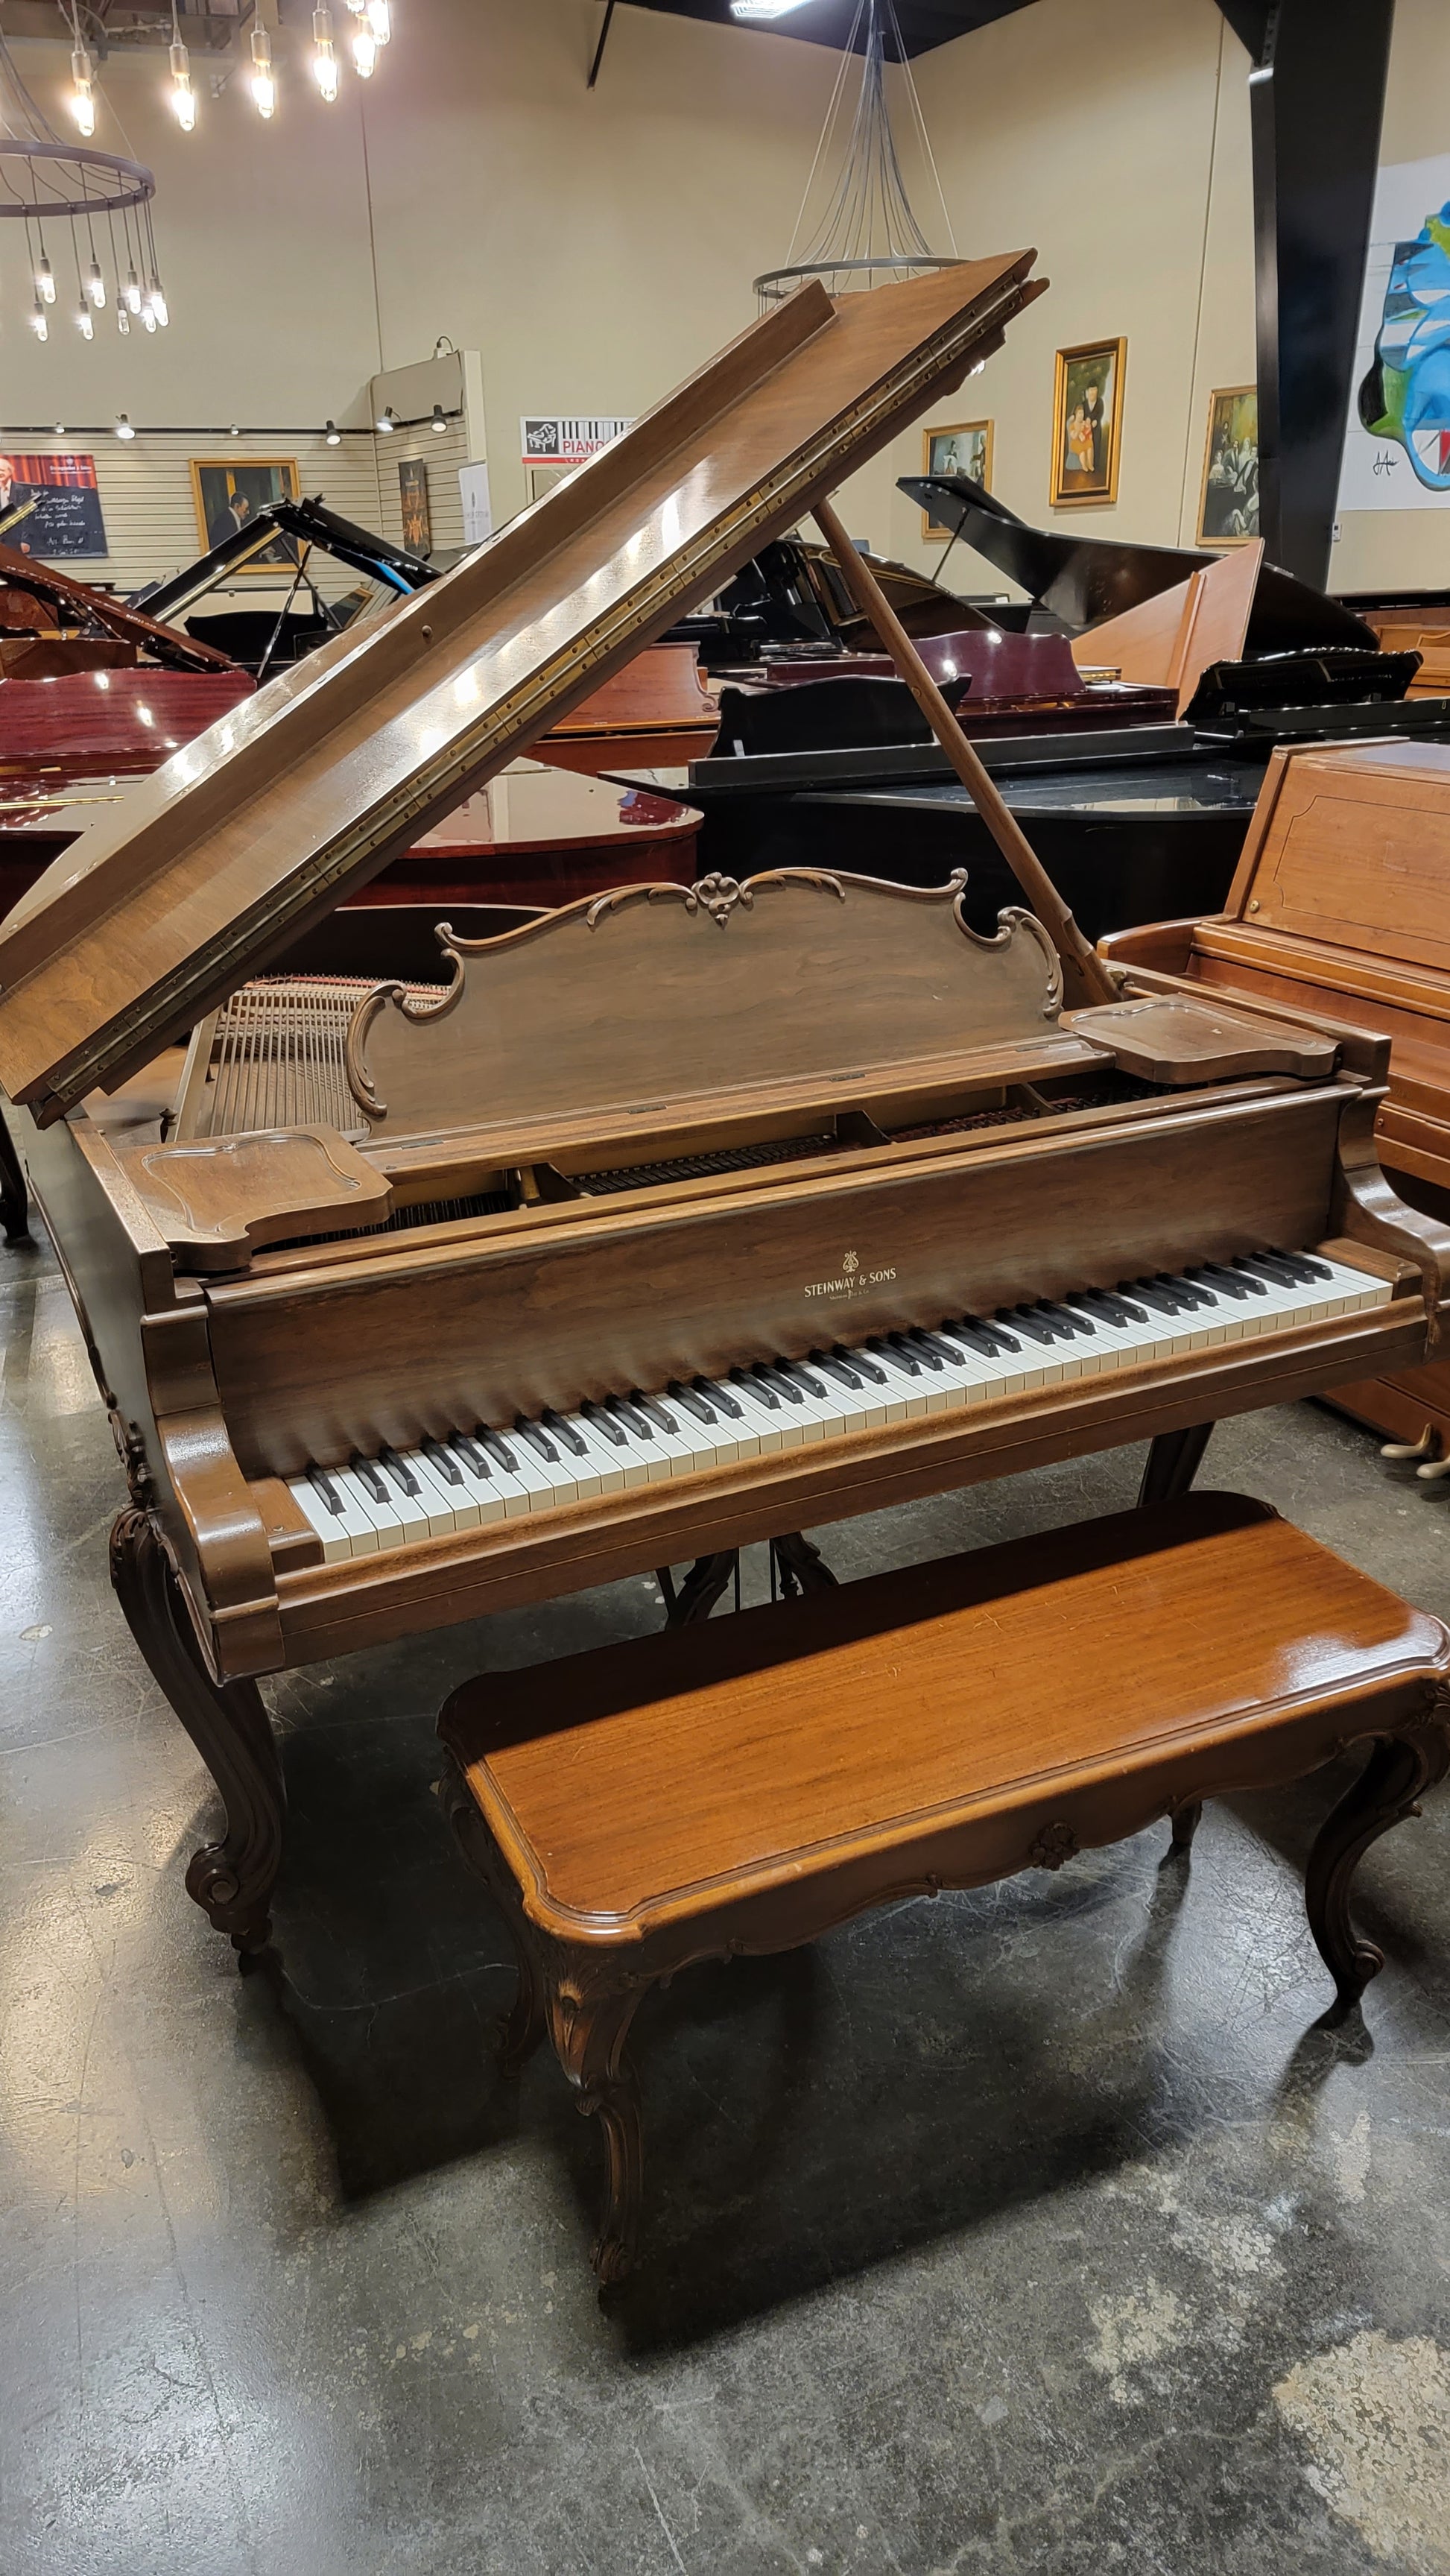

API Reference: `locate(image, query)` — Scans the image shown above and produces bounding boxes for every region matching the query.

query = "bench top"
[440,1493,1449,1946]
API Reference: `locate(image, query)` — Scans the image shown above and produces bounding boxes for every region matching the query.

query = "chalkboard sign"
[0,452,109,559]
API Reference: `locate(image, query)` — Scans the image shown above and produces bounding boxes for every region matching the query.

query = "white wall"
[1,0,1439,604]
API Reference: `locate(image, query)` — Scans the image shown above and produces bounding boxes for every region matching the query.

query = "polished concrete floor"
[4,1228,1450,2576]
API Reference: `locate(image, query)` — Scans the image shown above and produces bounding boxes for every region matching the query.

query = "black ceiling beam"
[1218,0,1394,587]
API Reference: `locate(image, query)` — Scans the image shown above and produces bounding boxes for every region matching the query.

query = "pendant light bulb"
[367,0,390,41]
[29,298,48,342]
[168,40,197,129]
[115,414,135,441]
[76,301,95,343]
[35,251,56,306]
[142,304,157,332]
[351,20,376,75]
[117,303,130,336]
[148,275,170,328]
[124,266,142,314]
[312,7,340,99]
[70,47,96,136]
[250,24,276,118]
[86,258,107,309]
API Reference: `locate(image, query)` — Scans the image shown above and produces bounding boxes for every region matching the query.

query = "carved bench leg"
[1305,1709,1450,2012]
[0,1111,29,1244]
[110,1507,284,1958]
[1139,1422,1214,1508]
[662,1551,738,1626]
[549,1978,648,2285]
[773,1530,838,1598]
[1167,1799,1203,1857]
[661,1533,837,1626]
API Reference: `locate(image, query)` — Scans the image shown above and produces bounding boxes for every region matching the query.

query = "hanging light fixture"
[142,303,157,332]
[29,299,48,341]
[250,24,276,119]
[168,44,197,131]
[124,265,142,314]
[69,42,96,136]
[116,303,130,335]
[34,249,56,305]
[350,17,377,76]
[85,256,106,308]
[75,300,94,341]
[367,0,391,42]
[312,6,340,101]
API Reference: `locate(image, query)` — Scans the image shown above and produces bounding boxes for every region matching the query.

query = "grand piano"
[674,489,1450,943]
[2,259,1444,1967]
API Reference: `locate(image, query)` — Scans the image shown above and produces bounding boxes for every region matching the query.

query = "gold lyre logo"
[843,1248,860,1275]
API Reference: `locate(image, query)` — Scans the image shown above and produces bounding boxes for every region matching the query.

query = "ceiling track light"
[115,414,135,441]
[325,420,341,444]
[431,403,448,432]
[250,23,276,119]
[313,4,340,101]
[376,404,398,433]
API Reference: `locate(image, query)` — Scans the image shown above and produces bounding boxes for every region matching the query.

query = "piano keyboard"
[286,1248,1391,1562]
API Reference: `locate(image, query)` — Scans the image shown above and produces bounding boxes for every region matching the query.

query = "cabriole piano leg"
[1139,1422,1214,1508]
[1305,1708,1450,2015]
[110,1506,285,1959]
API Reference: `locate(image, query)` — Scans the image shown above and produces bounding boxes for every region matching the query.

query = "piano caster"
[109,1506,285,1959]
[0,1113,29,1244]
[657,1532,838,1627]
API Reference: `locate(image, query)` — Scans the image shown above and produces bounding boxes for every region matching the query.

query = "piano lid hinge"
[517,1162,580,1205]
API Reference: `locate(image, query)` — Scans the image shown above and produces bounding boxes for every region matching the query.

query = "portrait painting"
[190,458,301,564]
[1197,386,1259,543]
[1049,338,1126,507]
[919,420,992,534]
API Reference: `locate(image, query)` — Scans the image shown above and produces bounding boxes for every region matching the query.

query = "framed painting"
[1049,338,1126,507]
[190,458,301,564]
[1197,386,1259,544]
[398,456,432,558]
[919,420,992,534]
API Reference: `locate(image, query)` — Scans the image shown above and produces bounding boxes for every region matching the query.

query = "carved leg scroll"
[663,1551,738,1627]
[549,1978,648,2285]
[110,1507,284,1957]
[0,1111,29,1243]
[1139,1422,1214,1508]
[772,1530,838,1599]
[1305,1708,1450,2013]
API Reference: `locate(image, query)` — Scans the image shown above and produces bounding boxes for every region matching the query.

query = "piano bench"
[437,1491,1450,2284]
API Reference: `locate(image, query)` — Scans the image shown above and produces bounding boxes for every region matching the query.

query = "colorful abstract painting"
[1358,197,1450,490]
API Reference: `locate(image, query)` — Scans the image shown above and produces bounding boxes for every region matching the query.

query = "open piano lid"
[898,475,1378,649]
[0,257,1042,1127]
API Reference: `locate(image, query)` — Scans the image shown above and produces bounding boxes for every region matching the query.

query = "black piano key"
[696,1377,744,1420]
[1035,1301,1097,1338]
[892,1332,945,1372]
[635,1393,679,1435]
[911,1330,970,1366]
[581,1400,627,1447]
[1066,1289,1146,1327]
[735,1366,781,1410]
[351,1454,388,1503]
[478,1427,521,1471]
[1154,1272,1219,1309]
[779,1359,828,1398]
[668,1381,717,1424]
[514,1418,560,1462]
[379,1445,421,1497]
[943,1316,1019,1357]
[838,1344,888,1383]
[1000,1307,1057,1348]
[1123,1279,1188,1318]
[1192,1264,1259,1302]
[449,1432,493,1478]
[811,1348,863,1389]
[607,1395,653,1439]
[868,1336,919,1375]
[422,1436,464,1486]
[542,1410,588,1456]
[755,1365,805,1405]
[308,1464,345,1515]
[1268,1245,1332,1281]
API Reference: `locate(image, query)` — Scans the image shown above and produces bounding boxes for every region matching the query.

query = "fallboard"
[204,1086,1346,1478]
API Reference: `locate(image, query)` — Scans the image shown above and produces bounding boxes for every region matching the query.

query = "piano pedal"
[1416,1453,1450,1482]
[1381,1427,1437,1463]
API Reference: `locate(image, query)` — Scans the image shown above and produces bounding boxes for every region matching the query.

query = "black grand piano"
[661,482,1450,943]
[129,495,441,677]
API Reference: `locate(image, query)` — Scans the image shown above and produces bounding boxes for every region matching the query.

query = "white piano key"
[288,1472,355,1564]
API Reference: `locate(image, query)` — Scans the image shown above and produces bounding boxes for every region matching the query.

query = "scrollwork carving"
[1028,1819,1078,1871]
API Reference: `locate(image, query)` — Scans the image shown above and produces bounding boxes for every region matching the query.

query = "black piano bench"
[437,1492,1450,2285]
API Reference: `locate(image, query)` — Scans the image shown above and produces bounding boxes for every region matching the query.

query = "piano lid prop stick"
[811,498,1117,1008]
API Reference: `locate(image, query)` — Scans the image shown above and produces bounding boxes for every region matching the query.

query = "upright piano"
[1,262,1445,1966]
